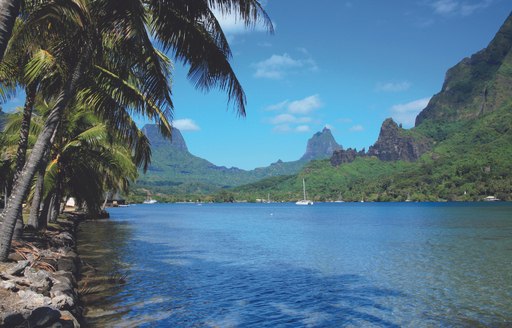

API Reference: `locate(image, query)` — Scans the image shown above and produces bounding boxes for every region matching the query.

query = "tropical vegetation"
[0,0,272,262]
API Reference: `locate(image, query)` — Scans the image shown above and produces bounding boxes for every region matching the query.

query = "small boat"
[483,196,500,202]
[296,179,313,205]
[143,194,157,204]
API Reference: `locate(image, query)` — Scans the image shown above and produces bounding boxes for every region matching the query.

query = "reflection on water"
[77,203,512,327]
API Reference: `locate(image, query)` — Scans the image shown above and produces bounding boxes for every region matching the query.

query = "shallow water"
[78,202,512,327]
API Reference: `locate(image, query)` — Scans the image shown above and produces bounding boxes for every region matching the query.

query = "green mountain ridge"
[234,13,512,202]
[134,125,340,196]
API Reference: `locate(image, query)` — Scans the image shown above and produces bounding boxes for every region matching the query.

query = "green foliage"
[233,104,512,202]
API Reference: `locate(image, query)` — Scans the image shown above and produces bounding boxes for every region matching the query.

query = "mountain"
[416,12,512,125]
[134,125,342,196]
[300,127,341,161]
[234,13,512,202]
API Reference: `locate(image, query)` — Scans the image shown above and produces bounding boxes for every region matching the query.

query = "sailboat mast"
[303,179,306,200]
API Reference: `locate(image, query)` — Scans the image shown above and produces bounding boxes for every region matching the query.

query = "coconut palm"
[42,109,141,223]
[0,0,21,61]
[0,0,272,261]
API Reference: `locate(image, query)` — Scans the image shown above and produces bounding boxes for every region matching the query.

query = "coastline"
[0,213,85,327]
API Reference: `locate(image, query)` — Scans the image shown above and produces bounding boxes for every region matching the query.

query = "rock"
[8,252,25,262]
[58,310,81,328]
[27,307,62,327]
[51,294,75,310]
[367,118,431,161]
[7,260,30,276]
[24,268,53,295]
[18,290,52,307]
[53,232,75,248]
[0,280,17,291]
[330,148,365,166]
[51,271,76,288]
[57,257,78,276]
[300,127,342,161]
[2,312,25,327]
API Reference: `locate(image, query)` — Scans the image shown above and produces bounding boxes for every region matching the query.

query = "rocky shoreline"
[0,214,85,327]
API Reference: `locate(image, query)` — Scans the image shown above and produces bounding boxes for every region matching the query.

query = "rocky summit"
[300,127,342,161]
[367,119,431,162]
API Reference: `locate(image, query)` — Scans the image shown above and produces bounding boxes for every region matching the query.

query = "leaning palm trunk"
[0,0,20,62]
[27,162,45,229]
[49,169,62,223]
[11,83,37,239]
[0,57,83,261]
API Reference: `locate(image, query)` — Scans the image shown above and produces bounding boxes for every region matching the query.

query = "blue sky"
[167,0,511,170]
[3,1,511,170]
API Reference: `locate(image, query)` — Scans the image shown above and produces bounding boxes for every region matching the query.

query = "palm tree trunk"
[0,53,85,261]
[49,170,62,223]
[27,165,44,229]
[46,193,57,224]
[38,193,52,230]
[0,0,20,62]
[12,83,37,239]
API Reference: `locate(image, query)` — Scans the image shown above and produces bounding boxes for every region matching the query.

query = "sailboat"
[296,179,313,205]
[143,193,157,204]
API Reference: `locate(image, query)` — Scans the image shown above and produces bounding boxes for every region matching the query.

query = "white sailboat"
[143,193,157,204]
[296,179,313,205]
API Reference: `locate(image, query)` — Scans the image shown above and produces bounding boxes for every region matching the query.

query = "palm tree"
[0,0,21,61]
[0,0,272,261]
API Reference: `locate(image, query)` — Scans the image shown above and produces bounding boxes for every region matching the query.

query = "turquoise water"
[78,202,512,327]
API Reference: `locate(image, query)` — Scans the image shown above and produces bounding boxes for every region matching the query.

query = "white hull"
[295,200,313,205]
[143,199,157,204]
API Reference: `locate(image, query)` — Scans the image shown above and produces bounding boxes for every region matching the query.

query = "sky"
[3,1,511,170]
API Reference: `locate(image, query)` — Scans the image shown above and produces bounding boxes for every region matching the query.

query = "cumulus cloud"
[295,125,311,133]
[211,8,270,35]
[173,119,200,131]
[270,114,311,125]
[430,0,493,16]
[273,124,291,133]
[265,95,323,133]
[375,81,411,92]
[265,100,289,111]
[349,125,364,132]
[390,97,431,127]
[253,52,318,80]
[288,95,322,114]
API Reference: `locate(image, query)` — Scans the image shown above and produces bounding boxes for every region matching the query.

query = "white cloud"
[270,114,311,125]
[349,125,364,132]
[265,100,289,111]
[253,53,318,80]
[375,81,411,92]
[390,97,431,127]
[295,125,311,133]
[273,124,291,133]
[266,95,323,133]
[288,95,322,114]
[430,0,493,16]
[173,119,200,131]
[212,8,269,35]
[432,0,459,14]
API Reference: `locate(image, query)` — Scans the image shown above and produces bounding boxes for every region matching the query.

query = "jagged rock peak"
[330,147,366,166]
[300,127,342,161]
[415,12,512,126]
[141,124,188,151]
[368,118,430,161]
